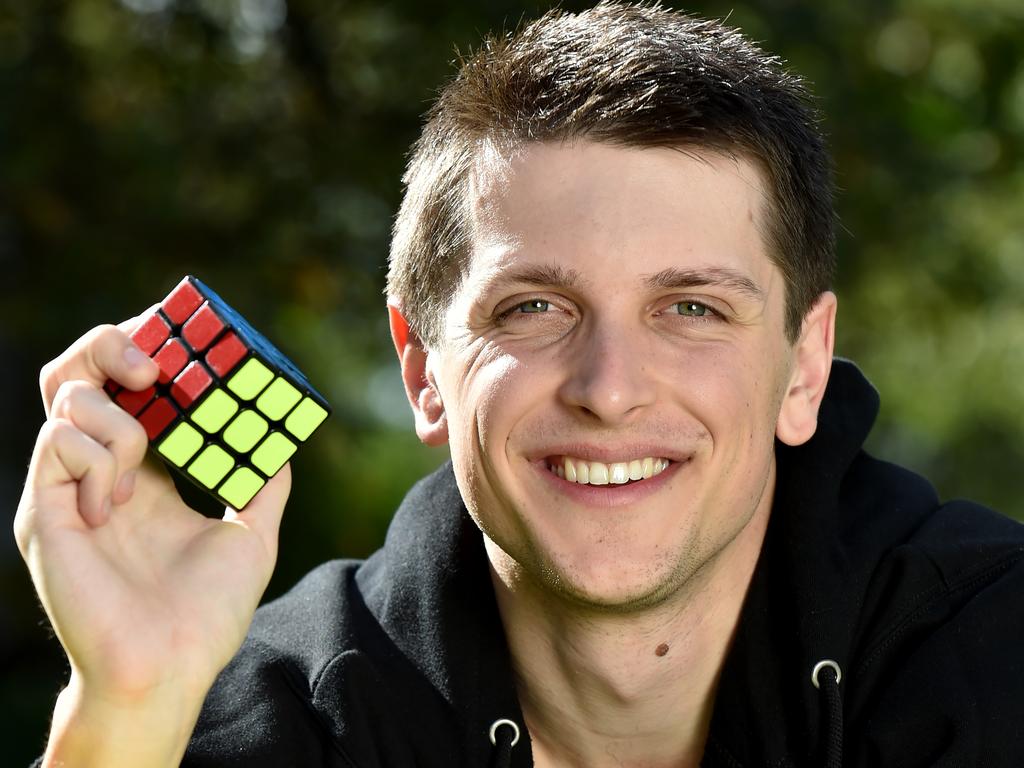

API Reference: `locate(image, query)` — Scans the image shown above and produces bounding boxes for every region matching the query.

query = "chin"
[547,572,686,614]
[528,542,703,614]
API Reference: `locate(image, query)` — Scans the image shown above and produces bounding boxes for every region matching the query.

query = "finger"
[115,305,159,335]
[50,380,150,506]
[40,313,161,417]
[26,419,118,529]
[227,463,292,558]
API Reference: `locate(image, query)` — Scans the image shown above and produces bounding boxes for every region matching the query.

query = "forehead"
[465,140,775,290]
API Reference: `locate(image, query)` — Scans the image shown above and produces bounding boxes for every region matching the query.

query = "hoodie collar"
[704,358,924,766]
[356,466,532,766]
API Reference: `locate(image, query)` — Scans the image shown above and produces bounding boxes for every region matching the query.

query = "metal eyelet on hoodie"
[488,719,521,768]
[811,659,844,768]
[489,718,521,747]
[811,659,842,688]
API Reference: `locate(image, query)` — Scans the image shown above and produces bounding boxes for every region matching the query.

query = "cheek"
[445,347,558,542]
[672,343,784,457]
[443,342,534,464]
[471,359,519,457]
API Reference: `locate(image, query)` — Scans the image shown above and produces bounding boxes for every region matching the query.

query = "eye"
[504,299,550,316]
[675,301,711,317]
[491,296,573,337]
[492,296,573,333]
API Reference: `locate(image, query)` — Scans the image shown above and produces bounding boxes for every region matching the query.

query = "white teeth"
[609,463,629,484]
[557,456,671,486]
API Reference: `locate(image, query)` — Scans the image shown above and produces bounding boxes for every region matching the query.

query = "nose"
[557,319,657,424]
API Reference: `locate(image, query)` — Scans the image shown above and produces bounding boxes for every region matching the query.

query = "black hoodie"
[175,360,1024,766]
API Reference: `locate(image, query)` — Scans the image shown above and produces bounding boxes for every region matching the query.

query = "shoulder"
[185,554,459,767]
[184,559,369,767]
[838,451,1024,589]
[853,485,1024,636]
[248,559,367,667]
[848,488,1024,766]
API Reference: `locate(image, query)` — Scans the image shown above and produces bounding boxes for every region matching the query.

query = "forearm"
[42,677,207,768]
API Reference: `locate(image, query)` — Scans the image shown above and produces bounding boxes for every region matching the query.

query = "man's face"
[425,140,803,610]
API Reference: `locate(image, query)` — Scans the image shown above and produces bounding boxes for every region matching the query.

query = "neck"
[488,478,773,768]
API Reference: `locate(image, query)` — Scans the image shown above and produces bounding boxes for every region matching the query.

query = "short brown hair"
[387,1,835,346]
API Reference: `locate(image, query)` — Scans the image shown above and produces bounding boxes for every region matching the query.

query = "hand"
[14,313,291,766]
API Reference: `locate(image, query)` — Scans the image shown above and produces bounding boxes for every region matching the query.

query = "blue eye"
[676,302,709,317]
[516,300,550,314]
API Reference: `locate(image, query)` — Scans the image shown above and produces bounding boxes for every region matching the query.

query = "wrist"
[43,674,208,768]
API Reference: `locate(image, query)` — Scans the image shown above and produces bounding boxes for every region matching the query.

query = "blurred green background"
[1,0,1021,761]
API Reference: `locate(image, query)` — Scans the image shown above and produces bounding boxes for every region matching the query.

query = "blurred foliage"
[1,0,1021,761]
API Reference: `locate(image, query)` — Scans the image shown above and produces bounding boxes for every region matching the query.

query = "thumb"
[225,464,291,558]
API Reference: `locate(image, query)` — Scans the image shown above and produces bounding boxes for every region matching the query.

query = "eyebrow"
[643,267,765,302]
[477,263,589,296]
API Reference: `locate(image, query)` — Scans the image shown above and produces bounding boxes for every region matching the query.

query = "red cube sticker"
[115,385,156,416]
[182,303,225,353]
[153,338,191,384]
[171,360,213,408]
[130,313,171,356]
[205,332,247,377]
[137,397,179,440]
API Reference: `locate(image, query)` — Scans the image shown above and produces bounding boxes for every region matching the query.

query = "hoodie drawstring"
[811,660,844,768]
[488,718,521,768]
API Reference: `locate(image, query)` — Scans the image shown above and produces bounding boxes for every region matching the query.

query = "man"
[16,3,1024,767]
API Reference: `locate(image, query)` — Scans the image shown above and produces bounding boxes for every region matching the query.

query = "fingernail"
[123,345,149,368]
[117,470,137,502]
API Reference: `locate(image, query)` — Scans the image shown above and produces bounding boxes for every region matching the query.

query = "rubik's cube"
[105,276,330,510]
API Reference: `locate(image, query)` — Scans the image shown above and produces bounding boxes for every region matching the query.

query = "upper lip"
[528,444,693,464]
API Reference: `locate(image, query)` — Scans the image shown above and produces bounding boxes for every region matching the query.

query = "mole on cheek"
[655,643,670,657]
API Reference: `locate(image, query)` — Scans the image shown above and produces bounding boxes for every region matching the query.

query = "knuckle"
[100,325,134,360]
[129,418,150,455]
[38,359,58,400]
[12,506,29,555]
[85,323,125,367]
[39,324,123,406]
[39,416,75,446]
[85,323,121,345]
[97,446,117,476]
[50,379,92,418]
[118,416,150,464]
[34,419,69,461]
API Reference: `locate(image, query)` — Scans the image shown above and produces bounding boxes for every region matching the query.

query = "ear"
[388,304,449,447]
[776,291,837,446]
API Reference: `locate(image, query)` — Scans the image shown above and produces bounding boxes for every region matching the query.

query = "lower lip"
[535,459,686,508]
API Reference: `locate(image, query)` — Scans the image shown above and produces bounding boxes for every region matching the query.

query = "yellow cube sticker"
[219,467,266,509]
[223,410,269,453]
[227,358,274,401]
[284,398,328,441]
[157,422,204,467]
[187,444,235,489]
[252,432,297,476]
[256,377,302,421]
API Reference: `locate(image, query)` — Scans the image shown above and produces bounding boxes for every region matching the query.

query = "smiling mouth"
[547,456,671,486]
